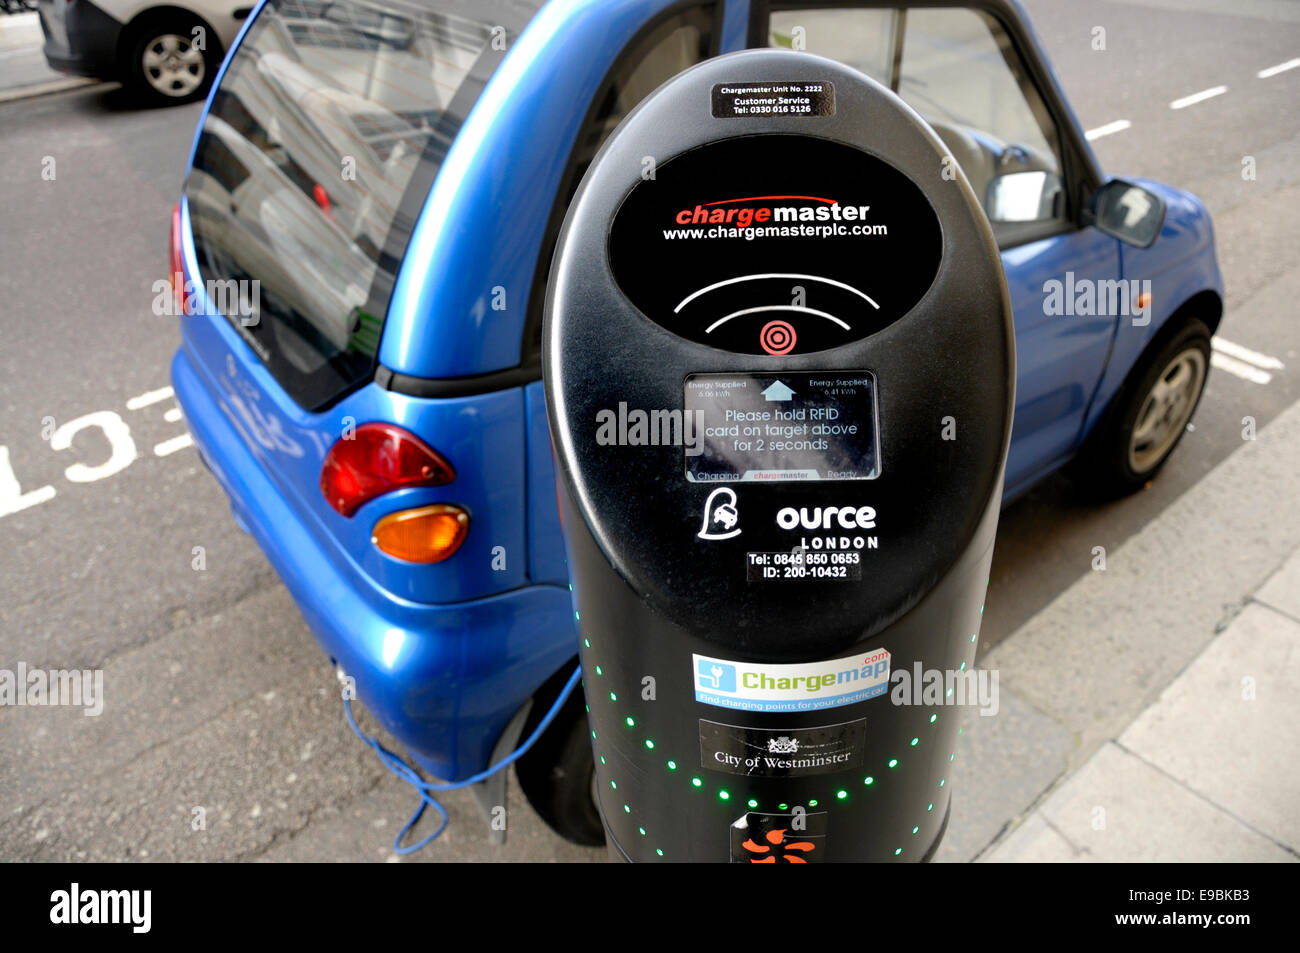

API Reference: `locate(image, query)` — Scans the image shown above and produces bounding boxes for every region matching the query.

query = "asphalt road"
[0,0,1296,862]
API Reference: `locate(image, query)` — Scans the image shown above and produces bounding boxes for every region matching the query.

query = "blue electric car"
[171,0,1223,845]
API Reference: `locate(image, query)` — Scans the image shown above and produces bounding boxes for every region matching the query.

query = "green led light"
[808,799,818,807]
[584,705,589,713]
[939,778,946,787]
[980,604,984,614]
[599,756,606,765]
[623,804,631,813]
[970,633,977,643]
[779,803,789,811]
[958,727,963,735]
[894,848,902,856]
[644,739,655,750]
[929,714,938,724]
[656,849,664,857]
[959,661,966,671]
[583,637,589,647]
[718,790,730,801]
[574,611,580,621]
[888,759,899,768]
[927,803,934,812]
[910,737,919,747]
[625,716,636,728]
[747,799,758,809]
[864,776,875,786]
[691,777,703,788]
[610,780,617,790]
[609,692,617,702]
[836,790,848,800]
[912,826,919,835]
[639,827,646,836]
[946,688,953,698]
[595,665,603,676]
[950,753,955,762]
[667,760,678,771]
[591,730,597,740]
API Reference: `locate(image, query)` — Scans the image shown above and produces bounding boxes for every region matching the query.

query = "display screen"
[685,372,879,482]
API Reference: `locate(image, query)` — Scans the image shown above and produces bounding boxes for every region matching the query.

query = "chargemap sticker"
[711,81,834,119]
[693,649,890,713]
[700,718,866,777]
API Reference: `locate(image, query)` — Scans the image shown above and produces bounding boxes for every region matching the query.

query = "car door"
[525,2,723,585]
[757,3,1122,494]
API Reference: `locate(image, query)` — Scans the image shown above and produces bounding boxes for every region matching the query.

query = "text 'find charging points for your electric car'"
[546,49,1015,862]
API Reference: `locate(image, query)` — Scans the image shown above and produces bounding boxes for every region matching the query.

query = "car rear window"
[186,0,538,409]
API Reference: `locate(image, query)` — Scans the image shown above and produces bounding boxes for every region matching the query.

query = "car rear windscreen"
[185,0,537,409]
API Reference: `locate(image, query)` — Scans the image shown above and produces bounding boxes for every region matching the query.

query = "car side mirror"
[985,169,1063,223]
[1087,179,1166,247]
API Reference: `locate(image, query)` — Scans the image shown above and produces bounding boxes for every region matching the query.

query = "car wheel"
[127,19,219,104]
[516,671,606,848]
[1072,318,1211,499]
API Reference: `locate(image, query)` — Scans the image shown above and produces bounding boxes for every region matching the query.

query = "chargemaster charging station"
[544,49,1014,862]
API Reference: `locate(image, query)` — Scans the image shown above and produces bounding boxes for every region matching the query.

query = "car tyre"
[1071,318,1211,499]
[126,17,220,105]
[516,670,605,848]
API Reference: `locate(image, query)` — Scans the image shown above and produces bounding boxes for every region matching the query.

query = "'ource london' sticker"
[693,649,890,712]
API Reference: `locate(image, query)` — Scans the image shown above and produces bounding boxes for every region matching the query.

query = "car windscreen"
[185,0,538,410]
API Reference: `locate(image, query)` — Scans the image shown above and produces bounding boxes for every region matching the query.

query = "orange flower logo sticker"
[740,828,817,863]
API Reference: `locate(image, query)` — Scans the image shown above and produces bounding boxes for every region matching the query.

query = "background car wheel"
[516,666,605,848]
[126,18,219,104]
[1071,318,1211,499]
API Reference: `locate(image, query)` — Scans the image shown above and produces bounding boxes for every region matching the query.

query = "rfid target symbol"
[760,320,797,355]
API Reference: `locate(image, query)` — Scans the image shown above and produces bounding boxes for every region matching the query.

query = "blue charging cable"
[342,665,583,854]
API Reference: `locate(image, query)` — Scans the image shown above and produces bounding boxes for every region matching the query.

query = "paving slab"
[986,743,1295,863]
[1120,602,1300,851]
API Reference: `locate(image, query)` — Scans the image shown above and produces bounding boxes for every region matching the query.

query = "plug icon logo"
[698,487,741,540]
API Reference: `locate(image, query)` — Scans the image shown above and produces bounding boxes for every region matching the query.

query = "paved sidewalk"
[938,395,1300,863]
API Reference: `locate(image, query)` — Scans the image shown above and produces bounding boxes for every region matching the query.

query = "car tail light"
[371,504,470,563]
[169,202,185,314]
[320,423,455,517]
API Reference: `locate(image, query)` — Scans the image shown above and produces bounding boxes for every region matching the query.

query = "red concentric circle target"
[759,320,797,355]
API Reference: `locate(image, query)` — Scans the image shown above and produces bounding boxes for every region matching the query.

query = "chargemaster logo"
[663,195,888,241]
[693,649,891,713]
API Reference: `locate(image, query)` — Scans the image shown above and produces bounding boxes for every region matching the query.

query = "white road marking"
[1211,352,1271,384]
[1257,58,1300,79]
[126,386,175,410]
[1170,86,1228,110]
[1085,119,1132,141]
[1211,337,1285,370]
[154,434,194,457]
[164,407,184,423]
[0,446,55,518]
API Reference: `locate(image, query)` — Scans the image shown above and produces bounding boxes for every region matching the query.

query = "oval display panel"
[609,134,942,355]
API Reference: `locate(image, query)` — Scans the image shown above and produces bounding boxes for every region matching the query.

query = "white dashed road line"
[1211,338,1284,385]
[1169,85,1228,110]
[1085,119,1131,141]
[1257,58,1300,79]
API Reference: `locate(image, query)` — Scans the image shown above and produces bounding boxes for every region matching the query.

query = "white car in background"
[38,0,249,102]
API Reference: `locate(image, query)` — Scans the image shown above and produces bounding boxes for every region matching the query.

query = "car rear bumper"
[171,346,577,781]
[38,0,121,79]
